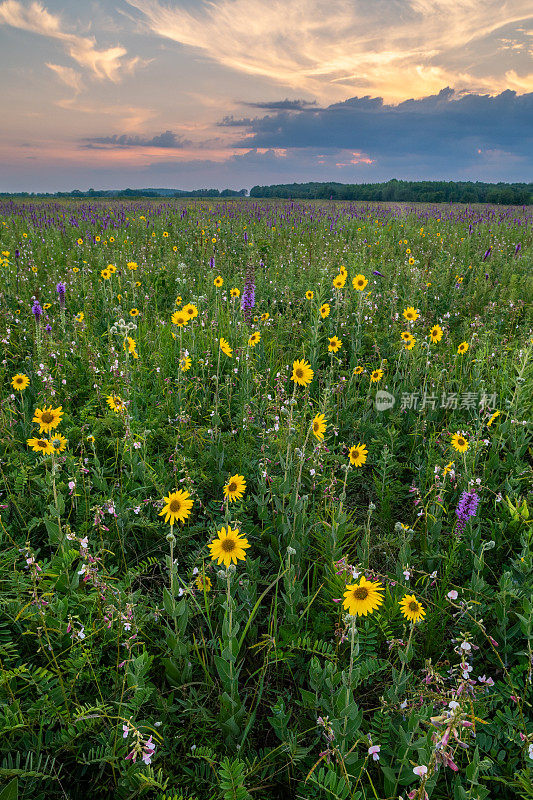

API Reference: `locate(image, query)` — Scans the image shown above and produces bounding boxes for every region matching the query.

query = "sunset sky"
[1,0,532,191]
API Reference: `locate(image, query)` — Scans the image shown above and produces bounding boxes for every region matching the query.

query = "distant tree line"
[0,187,248,199]
[249,179,532,205]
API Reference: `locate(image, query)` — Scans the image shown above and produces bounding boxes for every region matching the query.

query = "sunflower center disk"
[169,500,181,512]
[295,369,303,379]
[221,539,236,552]
[228,483,237,493]
[41,412,54,423]
[408,601,419,612]
[353,587,369,600]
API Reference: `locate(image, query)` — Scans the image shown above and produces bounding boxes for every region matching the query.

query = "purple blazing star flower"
[31,300,43,321]
[455,491,479,535]
[482,247,492,261]
[373,270,385,277]
[56,281,66,307]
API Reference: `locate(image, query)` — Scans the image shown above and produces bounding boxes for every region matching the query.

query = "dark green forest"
[249,179,532,204]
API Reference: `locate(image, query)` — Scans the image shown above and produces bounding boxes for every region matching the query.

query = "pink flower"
[122,725,129,738]
[368,745,380,761]
[413,765,428,777]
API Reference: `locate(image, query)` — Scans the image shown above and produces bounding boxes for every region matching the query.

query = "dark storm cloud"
[222,89,533,161]
[83,130,192,149]
[242,99,319,111]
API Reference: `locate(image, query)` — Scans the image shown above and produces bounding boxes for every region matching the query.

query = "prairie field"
[0,198,532,800]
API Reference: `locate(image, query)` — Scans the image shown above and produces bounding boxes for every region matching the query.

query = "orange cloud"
[126,0,533,101]
[0,0,143,81]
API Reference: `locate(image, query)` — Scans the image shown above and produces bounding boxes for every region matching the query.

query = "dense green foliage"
[250,180,533,205]
[0,198,531,800]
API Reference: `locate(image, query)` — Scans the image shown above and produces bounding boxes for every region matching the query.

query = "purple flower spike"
[455,491,479,535]
[56,281,66,307]
[32,300,43,321]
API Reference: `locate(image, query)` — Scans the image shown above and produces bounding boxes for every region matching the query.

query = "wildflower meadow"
[0,198,531,800]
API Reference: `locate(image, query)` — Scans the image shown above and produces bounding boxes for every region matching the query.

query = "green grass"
[0,198,531,800]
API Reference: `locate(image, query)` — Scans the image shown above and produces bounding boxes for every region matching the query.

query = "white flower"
[413,765,428,777]
[448,700,460,710]
[447,590,458,600]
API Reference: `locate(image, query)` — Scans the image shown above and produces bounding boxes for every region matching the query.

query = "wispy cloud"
[126,0,533,100]
[46,63,83,94]
[0,0,143,81]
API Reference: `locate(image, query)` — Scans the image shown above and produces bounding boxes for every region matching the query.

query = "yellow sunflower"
[319,303,330,319]
[328,336,342,353]
[130,308,139,317]
[11,374,30,391]
[400,331,413,342]
[404,338,416,351]
[32,405,63,433]
[248,332,260,347]
[343,576,384,617]
[214,275,223,287]
[27,436,54,455]
[195,575,212,592]
[292,359,314,387]
[208,526,250,567]
[127,261,138,271]
[408,257,415,265]
[353,365,364,375]
[224,474,246,503]
[451,433,469,453]
[182,303,198,319]
[106,394,126,413]
[51,433,67,452]
[348,443,368,467]
[75,312,84,322]
[230,287,240,298]
[333,273,346,289]
[220,337,233,357]
[305,290,314,300]
[352,274,368,291]
[101,269,111,280]
[311,413,327,441]
[124,336,138,359]
[457,341,469,354]
[180,355,192,372]
[370,369,384,383]
[430,325,443,343]
[260,312,270,322]
[403,307,419,322]
[487,410,500,427]
[399,594,426,623]
[159,489,193,525]
[171,310,188,327]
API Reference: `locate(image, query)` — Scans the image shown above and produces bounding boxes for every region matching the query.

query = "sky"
[0,0,532,191]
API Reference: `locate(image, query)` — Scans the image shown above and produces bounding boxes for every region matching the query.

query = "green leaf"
[0,779,18,800]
